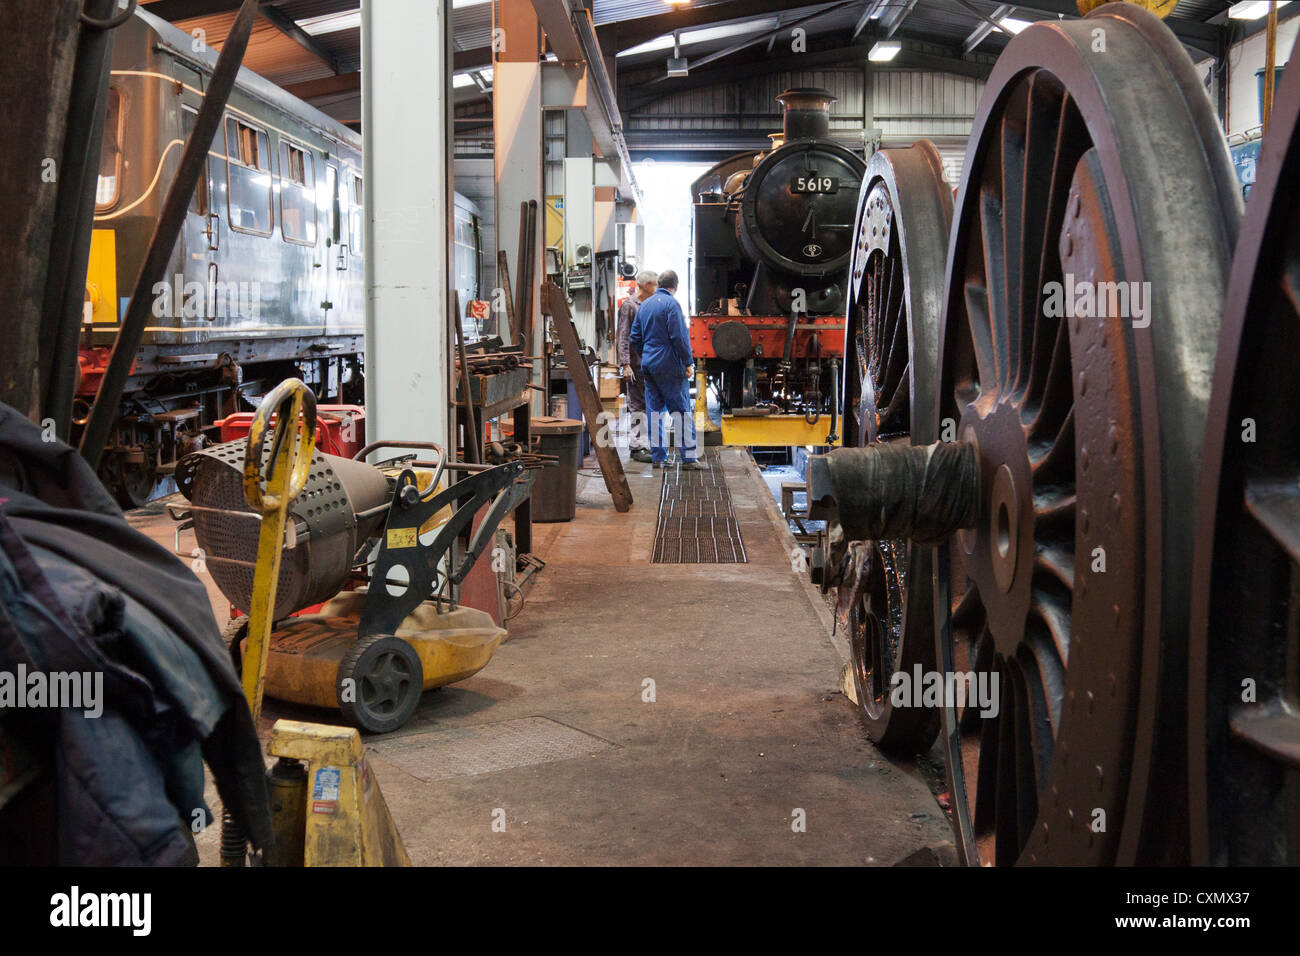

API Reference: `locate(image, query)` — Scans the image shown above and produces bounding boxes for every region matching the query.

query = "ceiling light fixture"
[998,16,1032,32]
[667,30,688,77]
[298,11,361,36]
[1227,0,1290,17]
[869,40,901,61]
[617,19,779,58]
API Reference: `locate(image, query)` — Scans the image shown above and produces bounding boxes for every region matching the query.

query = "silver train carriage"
[83,9,481,506]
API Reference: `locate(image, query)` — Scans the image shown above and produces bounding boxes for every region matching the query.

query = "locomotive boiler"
[689,88,866,447]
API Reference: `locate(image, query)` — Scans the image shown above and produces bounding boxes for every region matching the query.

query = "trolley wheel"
[337,634,424,734]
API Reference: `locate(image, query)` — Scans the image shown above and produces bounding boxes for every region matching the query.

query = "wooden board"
[543,281,633,513]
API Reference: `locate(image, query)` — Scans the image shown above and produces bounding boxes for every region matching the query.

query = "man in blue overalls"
[629,270,705,470]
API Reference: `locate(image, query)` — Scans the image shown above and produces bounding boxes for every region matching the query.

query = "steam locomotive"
[689,88,866,447]
[82,8,481,507]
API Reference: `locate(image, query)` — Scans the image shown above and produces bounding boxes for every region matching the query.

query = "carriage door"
[178,71,219,321]
[325,163,342,323]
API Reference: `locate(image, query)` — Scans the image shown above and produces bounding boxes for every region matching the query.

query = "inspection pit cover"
[652,452,747,564]
[368,716,618,782]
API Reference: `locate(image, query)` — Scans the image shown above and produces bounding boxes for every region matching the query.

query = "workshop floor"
[130,448,953,866]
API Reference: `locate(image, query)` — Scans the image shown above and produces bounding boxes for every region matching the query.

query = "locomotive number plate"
[791,176,839,194]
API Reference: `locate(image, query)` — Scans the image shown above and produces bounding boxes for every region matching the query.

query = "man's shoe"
[681,459,709,471]
[631,448,653,463]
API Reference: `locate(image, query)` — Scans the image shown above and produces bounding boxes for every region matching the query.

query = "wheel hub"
[958,401,1034,655]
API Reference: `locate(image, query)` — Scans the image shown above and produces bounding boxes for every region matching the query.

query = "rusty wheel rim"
[935,7,1239,865]
[1189,59,1300,866]
[840,145,951,750]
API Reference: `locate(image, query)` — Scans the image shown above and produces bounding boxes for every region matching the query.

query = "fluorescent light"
[299,2,486,35]
[869,40,901,61]
[1228,0,1290,18]
[617,18,780,57]
[998,16,1032,32]
[298,11,361,36]
[452,67,493,89]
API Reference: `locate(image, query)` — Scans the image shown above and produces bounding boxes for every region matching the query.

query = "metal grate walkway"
[651,453,747,564]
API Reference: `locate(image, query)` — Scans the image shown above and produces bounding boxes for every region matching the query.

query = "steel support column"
[496,0,545,412]
[361,0,452,452]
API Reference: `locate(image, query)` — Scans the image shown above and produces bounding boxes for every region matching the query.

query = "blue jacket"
[630,288,693,378]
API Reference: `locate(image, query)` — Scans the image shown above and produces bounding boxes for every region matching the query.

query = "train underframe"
[692,313,845,448]
[75,338,364,508]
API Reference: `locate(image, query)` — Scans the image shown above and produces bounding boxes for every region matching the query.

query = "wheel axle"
[807,441,981,544]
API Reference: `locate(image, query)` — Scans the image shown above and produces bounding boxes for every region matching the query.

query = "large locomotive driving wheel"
[1189,59,1300,866]
[838,143,952,750]
[934,5,1240,865]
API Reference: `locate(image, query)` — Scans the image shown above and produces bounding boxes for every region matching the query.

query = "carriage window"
[327,165,340,243]
[225,116,273,235]
[348,172,363,255]
[278,140,316,245]
[182,108,209,216]
[96,88,123,210]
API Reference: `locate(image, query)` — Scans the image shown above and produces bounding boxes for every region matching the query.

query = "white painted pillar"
[361,0,451,455]
[494,0,543,410]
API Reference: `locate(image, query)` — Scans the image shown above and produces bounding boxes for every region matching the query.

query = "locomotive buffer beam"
[806,441,980,544]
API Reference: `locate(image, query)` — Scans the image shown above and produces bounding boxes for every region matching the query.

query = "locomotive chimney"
[776,88,836,141]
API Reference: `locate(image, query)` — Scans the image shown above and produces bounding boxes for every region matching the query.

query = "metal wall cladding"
[873,70,983,139]
[630,68,980,150]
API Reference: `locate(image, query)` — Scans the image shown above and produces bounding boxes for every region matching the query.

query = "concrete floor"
[129,447,952,865]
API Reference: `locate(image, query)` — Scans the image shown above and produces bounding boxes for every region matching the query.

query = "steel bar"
[514,202,530,349]
[454,291,482,465]
[40,0,122,439]
[497,249,518,344]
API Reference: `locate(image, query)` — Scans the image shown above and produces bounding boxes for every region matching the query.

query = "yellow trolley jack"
[214,379,409,866]
[175,379,536,864]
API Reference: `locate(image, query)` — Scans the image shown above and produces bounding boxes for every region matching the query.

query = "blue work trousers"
[643,368,697,464]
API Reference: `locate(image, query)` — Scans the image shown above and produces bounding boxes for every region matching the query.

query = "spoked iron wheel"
[839,143,951,750]
[111,455,164,510]
[1189,59,1300,866]
[934,6,1240,865]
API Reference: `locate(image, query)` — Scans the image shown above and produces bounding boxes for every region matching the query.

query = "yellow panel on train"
[86,229,118,325]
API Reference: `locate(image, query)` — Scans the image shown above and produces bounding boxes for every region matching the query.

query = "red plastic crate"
[215,405,366,460]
